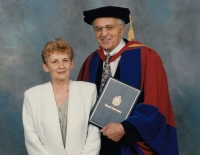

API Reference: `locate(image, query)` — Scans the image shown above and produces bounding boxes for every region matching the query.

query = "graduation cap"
[83,6,135,40]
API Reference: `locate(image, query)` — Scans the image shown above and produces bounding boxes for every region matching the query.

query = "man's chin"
[103,48,112,53]
[100,45,112,52]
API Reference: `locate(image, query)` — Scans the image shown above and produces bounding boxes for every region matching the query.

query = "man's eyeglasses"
[94,24,121,33]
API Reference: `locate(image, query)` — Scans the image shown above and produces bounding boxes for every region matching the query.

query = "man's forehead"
[93,17,118,26]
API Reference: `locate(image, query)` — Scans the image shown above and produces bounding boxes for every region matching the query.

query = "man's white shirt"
[103,39,126,76]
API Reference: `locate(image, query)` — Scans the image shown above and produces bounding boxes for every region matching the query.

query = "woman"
[22,39,101,155]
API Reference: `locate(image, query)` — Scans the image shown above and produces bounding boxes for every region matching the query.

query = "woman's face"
[43,52,74,82]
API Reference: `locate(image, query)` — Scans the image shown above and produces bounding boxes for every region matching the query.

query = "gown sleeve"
[77,52,95,81]
[124,47,178,155]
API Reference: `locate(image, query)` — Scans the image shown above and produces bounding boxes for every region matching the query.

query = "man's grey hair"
[117,19,125,26]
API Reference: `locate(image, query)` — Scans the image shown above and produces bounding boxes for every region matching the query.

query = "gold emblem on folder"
[112,96,121,106]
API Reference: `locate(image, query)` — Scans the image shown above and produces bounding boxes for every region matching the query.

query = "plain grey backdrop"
[0,0,200,154]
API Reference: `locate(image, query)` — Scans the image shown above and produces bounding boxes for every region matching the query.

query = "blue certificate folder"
[89,77,142,128]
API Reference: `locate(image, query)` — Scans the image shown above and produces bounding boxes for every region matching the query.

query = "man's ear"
[120,25,125,37]
[42,63,49,72]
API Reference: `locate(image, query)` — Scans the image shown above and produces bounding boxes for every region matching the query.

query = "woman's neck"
[51,79,70,105]
[52,79,70,93]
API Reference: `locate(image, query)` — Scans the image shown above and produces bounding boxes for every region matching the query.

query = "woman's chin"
[52,77,69,82]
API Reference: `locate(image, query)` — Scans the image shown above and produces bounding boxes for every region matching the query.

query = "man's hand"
[100,123,125,142]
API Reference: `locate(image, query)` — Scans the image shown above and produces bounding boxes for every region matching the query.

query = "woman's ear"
[71,60,74,69]
[42,63,49,72]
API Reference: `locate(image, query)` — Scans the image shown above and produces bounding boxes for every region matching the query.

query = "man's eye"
[96,27,102,31]
[106,26,114,30]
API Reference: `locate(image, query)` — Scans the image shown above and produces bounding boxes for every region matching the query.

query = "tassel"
[128,15,135,41]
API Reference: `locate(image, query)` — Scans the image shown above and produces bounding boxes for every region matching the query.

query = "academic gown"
[22,81,101,155]
[77,39,179,155]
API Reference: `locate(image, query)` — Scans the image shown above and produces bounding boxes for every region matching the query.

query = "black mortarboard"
[83,6,130,25]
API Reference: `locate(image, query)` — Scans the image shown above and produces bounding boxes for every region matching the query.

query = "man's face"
[93,17,125,53]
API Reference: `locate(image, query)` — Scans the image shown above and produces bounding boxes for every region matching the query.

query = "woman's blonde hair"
[42,38,74,64]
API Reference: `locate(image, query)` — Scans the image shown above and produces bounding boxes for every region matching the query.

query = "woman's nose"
[58,62,64,68]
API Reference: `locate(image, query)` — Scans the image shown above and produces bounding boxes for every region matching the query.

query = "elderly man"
[77,6,179,155]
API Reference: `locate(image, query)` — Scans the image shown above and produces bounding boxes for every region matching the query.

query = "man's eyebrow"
[94,24,114,27]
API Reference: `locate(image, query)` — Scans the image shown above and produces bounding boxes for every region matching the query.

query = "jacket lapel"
[42,82,66,154]
[65,81,76,150]
[65,81,84,154]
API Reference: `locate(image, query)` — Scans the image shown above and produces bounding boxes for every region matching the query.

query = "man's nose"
[101,27,108,36]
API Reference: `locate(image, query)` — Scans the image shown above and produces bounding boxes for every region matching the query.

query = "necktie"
[99,54,112,93]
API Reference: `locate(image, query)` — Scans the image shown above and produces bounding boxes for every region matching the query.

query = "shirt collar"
[103,39,126,56]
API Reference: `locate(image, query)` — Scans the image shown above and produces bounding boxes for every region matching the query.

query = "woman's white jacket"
[22,81,100,155]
